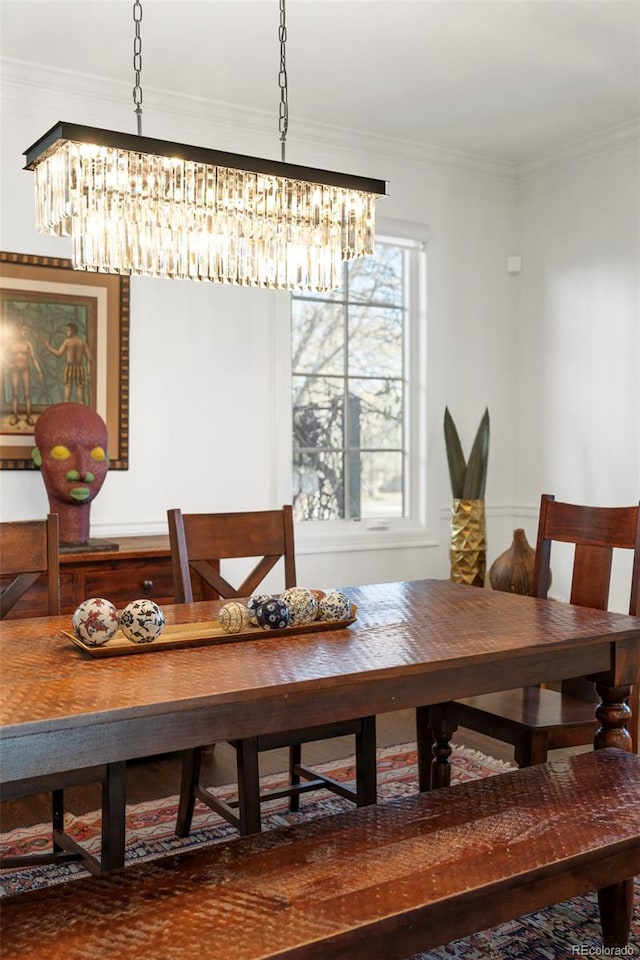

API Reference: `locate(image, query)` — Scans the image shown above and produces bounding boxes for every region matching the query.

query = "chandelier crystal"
[25,123,385,291]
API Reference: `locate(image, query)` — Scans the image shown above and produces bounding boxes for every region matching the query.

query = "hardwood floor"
[0,709,588,832]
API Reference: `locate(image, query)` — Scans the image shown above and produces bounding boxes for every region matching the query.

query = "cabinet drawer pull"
[142,580,154,592]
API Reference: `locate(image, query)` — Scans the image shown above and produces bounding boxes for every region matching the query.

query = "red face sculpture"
[32,403,109,545]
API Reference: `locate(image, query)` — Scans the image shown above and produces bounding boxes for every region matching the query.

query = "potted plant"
[444,407,490,585]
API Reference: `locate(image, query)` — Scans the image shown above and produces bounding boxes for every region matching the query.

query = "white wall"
[511,134,640,611]
[3,61,637,602]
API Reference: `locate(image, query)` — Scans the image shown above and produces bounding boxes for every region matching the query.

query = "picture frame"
[0,251,129,470]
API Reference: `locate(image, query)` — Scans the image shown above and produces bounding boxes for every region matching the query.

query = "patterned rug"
[2,742,638,959]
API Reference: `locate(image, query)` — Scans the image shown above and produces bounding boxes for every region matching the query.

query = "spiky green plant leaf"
[462,408,490,499]
[443,407,466,499]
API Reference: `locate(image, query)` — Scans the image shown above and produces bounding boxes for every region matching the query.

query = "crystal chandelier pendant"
[26,124,385,292]
[24,0,386,292]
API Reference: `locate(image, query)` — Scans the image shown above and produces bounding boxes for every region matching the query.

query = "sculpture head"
[32,403,109,545]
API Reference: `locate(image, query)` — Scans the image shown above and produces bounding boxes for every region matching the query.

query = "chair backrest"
[532,494,640,711]
[167,506,296,603]
[0,514,60,618]
[532,494,640,615]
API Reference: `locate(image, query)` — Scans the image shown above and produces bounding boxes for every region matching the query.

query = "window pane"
[348,379,403,449]
[348,304,404,377]
[292,300,344,376]
[353,451,404,520]
[293,376,343,450]
[293,451,344,520]
[291,234,418,524]
[347,243,404,306]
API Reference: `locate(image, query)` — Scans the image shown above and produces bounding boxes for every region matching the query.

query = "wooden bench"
[2,749,639,960]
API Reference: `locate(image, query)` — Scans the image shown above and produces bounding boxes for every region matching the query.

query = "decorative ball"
[318,591,352,622]
[218,601,250,634]
[72,597,119,646]
[119,599,165,644]
[247,593,272,625]
[280,587,318,625]
[256,598,290,630]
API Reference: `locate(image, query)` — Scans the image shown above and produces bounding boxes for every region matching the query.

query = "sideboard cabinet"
[2,535,192,619]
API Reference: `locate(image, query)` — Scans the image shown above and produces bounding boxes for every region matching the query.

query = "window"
[291,230,426,528]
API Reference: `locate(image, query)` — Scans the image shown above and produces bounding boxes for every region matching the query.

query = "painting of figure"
[1,293,97,436]
[0,252,129,470]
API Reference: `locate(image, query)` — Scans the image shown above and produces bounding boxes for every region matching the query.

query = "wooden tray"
[63,609,357,658]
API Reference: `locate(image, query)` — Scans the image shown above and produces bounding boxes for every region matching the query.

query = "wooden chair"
[0,514,61,618]
[168,505,378,836]
[0,515,126,875]
[422,495,640,783]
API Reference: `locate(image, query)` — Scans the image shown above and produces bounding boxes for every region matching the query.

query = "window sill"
[294,522,438,556]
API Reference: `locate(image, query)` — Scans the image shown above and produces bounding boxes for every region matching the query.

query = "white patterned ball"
[318,591,352,622]
[72,597,119,646]
[119,599,165,644]
[280,587,319,625]
[218,601,251,634]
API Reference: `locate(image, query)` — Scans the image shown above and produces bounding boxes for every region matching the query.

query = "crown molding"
[4,59,634,185]
[517,120,640,180]
[2,57,516,183]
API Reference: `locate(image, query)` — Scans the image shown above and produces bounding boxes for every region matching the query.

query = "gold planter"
[450,499,486,587]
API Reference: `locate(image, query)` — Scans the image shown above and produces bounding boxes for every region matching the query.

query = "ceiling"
[1,0,639,164]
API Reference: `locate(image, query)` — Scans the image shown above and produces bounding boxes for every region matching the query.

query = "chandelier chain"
[278,0,289,162]
[132,0,143,135]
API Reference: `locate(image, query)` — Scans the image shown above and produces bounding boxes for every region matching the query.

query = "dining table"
[2,578,639,868]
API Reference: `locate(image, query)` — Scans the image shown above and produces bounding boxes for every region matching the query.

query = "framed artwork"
[0,251,129,469]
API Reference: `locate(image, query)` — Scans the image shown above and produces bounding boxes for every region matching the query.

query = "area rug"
[2,743,638,960]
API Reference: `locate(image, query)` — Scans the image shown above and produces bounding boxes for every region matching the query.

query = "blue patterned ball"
[256,599,290,630]
[247,593,273,625]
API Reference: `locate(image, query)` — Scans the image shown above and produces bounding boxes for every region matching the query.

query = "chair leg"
[355,716,377,806]
[51,788,64,852]
[628,685,639,753]
[427,704,459,790]
[288,743,302,812]
[514,730,549,767]
[175,748,202,837]
[100,761,127,872]
[416,705,434,792]
[236,737,262,836]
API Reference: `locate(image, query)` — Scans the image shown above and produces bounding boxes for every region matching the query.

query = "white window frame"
[276,218,434,555]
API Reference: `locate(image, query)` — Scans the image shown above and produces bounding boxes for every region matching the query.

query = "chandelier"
[24,1,386,292]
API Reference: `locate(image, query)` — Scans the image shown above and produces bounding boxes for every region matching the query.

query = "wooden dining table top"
[1,579,639,785]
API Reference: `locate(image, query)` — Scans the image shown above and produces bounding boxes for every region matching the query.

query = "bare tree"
[292,244,405,520]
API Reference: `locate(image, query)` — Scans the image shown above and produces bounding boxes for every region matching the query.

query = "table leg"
[591,683,635,948]
[236,736,262,835]
[100,761,127,872]
[598,880,634,948]
[594,682,633,752]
